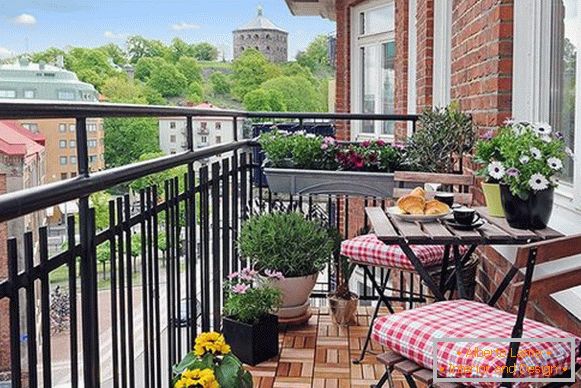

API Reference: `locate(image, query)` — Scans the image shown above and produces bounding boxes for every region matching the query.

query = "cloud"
[0,47,14,59]
[104,31,127,40]
[12,13,37,25]
[171,22,201,31]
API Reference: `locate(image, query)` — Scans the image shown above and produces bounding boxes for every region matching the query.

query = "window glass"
[69,124,75,132]
[361,46,379,133]
[70,156,77,165]
[59,140,67,149]
[360,4,394,35]
[0,90,16,98]
[59,156,68,165]
[58,90,76,100]
[24,90,35,99]
[59,124,67,133]
[381,42,396,135]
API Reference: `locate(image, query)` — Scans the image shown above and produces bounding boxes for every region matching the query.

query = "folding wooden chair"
[342,172,474,364]
[372,234,581,387]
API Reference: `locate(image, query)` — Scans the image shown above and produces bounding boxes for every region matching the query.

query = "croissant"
[424,200,449,215]
[397,195,426,215]
[409,187,426,198]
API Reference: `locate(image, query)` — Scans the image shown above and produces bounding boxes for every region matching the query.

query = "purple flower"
[265,269,284,280]
[321,143,329,150]
[393,142,406,150]
[506,167,520,177]
[481,130,494,140]
[238,268,258,281]
[376,139,386,147]
[231,284,250,295]
[227,272,239,280]
[323,136,336,145]
[554,131,564,140]
[361,140,371,148]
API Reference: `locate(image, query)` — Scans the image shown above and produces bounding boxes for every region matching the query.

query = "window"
[21,123,39,132]
[432,0,452,107]
[170,121,176,129]
[23,90,35,99]
[352,0,396,138]
[215,122,222,129]
[69,124,75,132]
[216,135,222,144]
[59,140,67,149]
[87,123,97,132]
[201,122,207,130]
[58,90,76,100]
[59,156,68,165]
[88,140,97,148]
[89,155,97,164]
[61,173,68,180]
[70,156,77,165]
[0,90,16,98]
[170,135,176,143]
[71,172,77,178]
[201,135,208,144]
[69,140,76,148]
[59,123,67,133]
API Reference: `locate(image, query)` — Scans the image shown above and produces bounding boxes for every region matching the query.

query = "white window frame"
[407,0,417,136]
[432,0,452,107]
[513,0,581,229]
[350,0,395,141]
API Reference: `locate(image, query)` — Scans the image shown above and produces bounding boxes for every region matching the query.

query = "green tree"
[260,76,323,112]
[186,81,204,103]
[104,117,160,167]
[134,57,166,82]
[127,35,170,63]
[192,42,219,61]
[30,47,66,64]
[129,152,187,198]
[65,47,118,90]
[147,62,188,97]
[232,49,279,100]
[169,38,195,62]
[90,191,112,231]
[101,76,166,105]
[97,43,127,66]
[296,35,331,73]
[243,89,286,112]
[209,72,230,95]
[176,57,203,84]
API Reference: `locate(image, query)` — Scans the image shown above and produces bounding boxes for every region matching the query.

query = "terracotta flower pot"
[481,182,505,217]
[270,273,318,319]
[500,185,554,230]
[328,292,359,326]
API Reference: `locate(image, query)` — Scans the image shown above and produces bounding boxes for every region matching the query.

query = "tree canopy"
[104,117,160,167]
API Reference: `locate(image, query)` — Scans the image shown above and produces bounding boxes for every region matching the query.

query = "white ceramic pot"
[271,273,318,318]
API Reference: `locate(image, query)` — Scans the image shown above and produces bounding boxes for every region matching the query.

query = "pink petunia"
[231,283,250,295]
[227,272,239,280]
[265,269,284,280]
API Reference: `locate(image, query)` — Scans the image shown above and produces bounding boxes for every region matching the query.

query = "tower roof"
[235,6,287,33]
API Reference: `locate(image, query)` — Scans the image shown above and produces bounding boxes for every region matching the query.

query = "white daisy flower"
[550,176,560,185]
[565,147,574,158]
[488,161,506,180]
[530,147,542,160]
[503,118,515,126]
[533,122,552,136]
[547,157,563,170]
[529,173,549,191]
[294,130,306,136]
[519,154,530,164]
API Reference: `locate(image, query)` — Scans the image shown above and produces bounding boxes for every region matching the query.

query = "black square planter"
[222,314,279,366]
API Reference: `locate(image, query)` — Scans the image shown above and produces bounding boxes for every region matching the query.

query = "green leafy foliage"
[104,117,160,167]
[176,57,203,84]
[192,42,220,61]
[243,89,286,112]
[186,81,204,104]
[209,72,231,95]
[127,35,171,63]
[404,102,475,172]
[232,49,280,100]
[238,212,334,277]
[147,61,188,97]
[134,57,167,82]
[296,35,332,75]
[259,75,323,112]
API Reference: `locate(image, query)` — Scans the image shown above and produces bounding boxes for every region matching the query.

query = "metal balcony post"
[76,117,100,386]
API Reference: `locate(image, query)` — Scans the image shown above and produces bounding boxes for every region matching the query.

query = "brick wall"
[394,0,410,141]
[0,174,9,375]
[415,0,434,111]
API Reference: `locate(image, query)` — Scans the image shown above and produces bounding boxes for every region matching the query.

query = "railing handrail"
[0,140,251,223]
[0,99,419,121]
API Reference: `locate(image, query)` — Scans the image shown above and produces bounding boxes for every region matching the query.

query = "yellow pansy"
[175,368,219,388]
[193,332,231,357]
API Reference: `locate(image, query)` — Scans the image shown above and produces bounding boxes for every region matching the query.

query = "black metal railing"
[0,100,419,388]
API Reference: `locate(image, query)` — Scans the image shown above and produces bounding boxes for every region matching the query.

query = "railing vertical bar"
[200,166,211,331]
[248,153,254,212]
[115,198,128,388]
[24,231,38,388]
[146,187,156,385]
[164,180,175,371]
[184,173,192,349]
[39,227,52,387]
[139,189,151,388]
[187,169,198,341]
[221,158,231,291]
[8,238,22,388]
[108,201,120,388]
[173,177,182,357]
[239,153,248,223]
[151,185,162,388]
[124,194,136,388]
[211,162,222,329]
[231,155,239,272]
[66,214,79,388]
[185,115,195,347]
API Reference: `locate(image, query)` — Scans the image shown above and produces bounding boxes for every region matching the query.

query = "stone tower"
[233,6,288,63]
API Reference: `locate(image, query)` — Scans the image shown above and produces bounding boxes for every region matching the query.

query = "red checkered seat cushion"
[372,300,581,384]
[341,234,446,271]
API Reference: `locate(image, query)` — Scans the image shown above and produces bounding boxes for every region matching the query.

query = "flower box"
[263,167,402,197]
[222,314,279,366]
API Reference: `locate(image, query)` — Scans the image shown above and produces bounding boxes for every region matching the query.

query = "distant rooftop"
[235,6,287,33]
[0,120,45,158]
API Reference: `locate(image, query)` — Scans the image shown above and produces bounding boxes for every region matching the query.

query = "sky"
[0,0,335,61]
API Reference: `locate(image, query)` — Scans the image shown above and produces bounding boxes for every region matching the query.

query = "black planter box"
[222,314,279,366]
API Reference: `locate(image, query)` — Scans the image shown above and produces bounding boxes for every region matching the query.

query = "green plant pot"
[481,182,505,217]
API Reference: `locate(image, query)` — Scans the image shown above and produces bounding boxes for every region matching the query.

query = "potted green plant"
[476,120,572,229]
[474,130,506,217]
[259,130,405,197]
[327,252,358,326]
[222,268,283,366]
[238,212,335,322]
[172,331,252,388]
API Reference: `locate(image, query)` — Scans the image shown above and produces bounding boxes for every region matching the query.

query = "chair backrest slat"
[513,267,581,306]
[514,234,581,267]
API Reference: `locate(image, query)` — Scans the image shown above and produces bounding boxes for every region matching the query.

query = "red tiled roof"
[2,121,46,145]
[0,121,45,157]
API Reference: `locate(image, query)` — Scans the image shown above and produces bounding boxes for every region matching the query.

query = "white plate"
[386,206,452,223]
